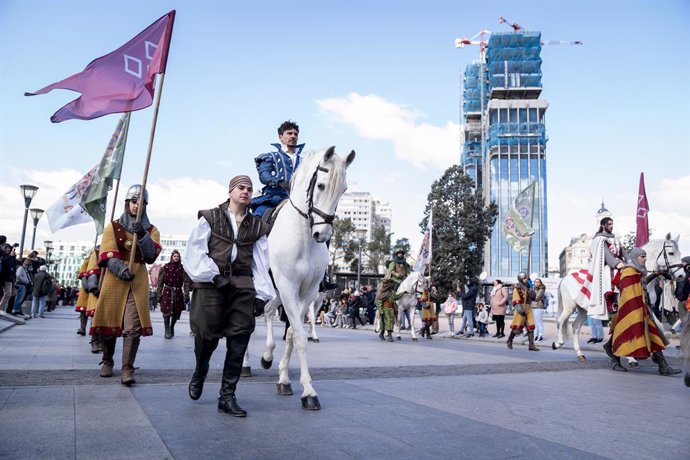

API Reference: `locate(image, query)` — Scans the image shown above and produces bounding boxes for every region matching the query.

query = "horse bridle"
[290,164,337,229]
[654,242,684,278]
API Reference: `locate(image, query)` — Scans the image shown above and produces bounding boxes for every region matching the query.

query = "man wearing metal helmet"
[90,184,162,386]
[374,248,411,342]
[506,271,539,351]
[184,175,275,417]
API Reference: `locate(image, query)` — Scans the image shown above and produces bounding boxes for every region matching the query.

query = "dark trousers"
[190,284,256,339]
[494,315,505,335]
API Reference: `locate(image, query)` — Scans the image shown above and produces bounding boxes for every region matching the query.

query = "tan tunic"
[84,250,100,317]
[74,255,90,313]
[90,220,161,337]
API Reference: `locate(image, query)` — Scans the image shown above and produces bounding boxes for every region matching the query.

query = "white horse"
[242,290,323,377]
[257,146,354,410]
[394,272,428,341]
[552,234,685,361]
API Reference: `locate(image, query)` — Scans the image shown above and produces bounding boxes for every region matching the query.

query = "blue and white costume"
[250,143,305,217]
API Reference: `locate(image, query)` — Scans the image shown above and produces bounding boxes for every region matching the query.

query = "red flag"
[25,10,175,123]
[635,172,650,247]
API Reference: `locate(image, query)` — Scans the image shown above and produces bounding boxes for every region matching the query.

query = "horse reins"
[290,164,337,229]
[654,243,683,277]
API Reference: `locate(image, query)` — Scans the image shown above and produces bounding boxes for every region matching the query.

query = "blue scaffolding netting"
[486,31,543,91]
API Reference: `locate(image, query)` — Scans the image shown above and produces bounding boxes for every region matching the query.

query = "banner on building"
[504,182,535,252]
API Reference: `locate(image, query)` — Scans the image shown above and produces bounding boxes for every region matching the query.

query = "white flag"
[413,209,433,273]
[45,167,97,233]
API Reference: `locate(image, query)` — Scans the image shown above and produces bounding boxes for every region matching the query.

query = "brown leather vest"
[198,202,268,289]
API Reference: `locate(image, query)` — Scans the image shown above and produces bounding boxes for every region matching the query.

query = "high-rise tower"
[460,30,549,277]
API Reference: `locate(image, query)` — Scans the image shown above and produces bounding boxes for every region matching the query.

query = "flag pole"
[108,113,130,226]
[128,74,166,269]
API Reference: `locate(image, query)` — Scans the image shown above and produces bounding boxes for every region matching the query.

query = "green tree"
[330,217,357,274]
[393,237,411,255]
[366,226,392,274]
[421,165,497,295]
[621,228,654,253]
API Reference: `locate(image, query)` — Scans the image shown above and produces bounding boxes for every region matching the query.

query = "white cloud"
[548,175,690,268]
[1,170,228,249]
[316,93,461,170]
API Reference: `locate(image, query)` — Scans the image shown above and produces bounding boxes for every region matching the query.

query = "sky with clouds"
[1,0,688,270]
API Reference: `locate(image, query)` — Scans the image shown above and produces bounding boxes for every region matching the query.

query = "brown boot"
[99,337,116,378]
[653,351,681,376]
[506,331,516,349]
[90,336,102,354]
[527,331,539,351]
[121,336,140,386]
[77,312,87,336]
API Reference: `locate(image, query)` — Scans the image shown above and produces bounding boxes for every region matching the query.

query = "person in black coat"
[456,279,478,337]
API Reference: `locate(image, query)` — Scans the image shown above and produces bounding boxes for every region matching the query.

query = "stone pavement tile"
[353,370,688,460]
[74,386,173,460]
[0,388,75,459]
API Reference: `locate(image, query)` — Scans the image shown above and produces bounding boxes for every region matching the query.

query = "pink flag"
[635,172,650,247]
[25,10,175,123]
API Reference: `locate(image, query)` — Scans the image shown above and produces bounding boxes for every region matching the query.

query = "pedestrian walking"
[156,250,191,339]
[490,279,508,338]
[184,175,274,417]
[31,266,52,318]
[90,185,162,386]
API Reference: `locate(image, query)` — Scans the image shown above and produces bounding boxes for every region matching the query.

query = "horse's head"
[644,233,685,281]
[291,146,355,243]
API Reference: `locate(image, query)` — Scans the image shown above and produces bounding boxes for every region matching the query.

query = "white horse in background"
[552,234,685,361]
[256,146,354,410]
[394,271,428,341]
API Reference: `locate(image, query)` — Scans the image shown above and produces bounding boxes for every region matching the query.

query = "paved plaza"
[0,306,687,460]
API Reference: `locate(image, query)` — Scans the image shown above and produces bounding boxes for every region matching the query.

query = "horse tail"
[557,277,570,341]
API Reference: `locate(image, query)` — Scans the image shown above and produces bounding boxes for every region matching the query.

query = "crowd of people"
[0,238,79,319]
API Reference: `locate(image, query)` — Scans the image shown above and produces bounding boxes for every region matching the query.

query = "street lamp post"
[19,185,39,258]
[356,229,367,291]
[29,208,44,251]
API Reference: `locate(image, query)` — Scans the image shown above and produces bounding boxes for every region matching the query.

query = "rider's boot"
[652,351,681,376]
[527,331,539,351]
[506,331,516,349]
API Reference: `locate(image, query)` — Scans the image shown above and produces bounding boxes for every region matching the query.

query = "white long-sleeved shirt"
[184,211,275,303]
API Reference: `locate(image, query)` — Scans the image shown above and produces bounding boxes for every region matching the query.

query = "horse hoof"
[307,337,314,342]
[551,342,558,350]
[301,395,321,410]
[260,357,273,370]
[240,366,252,377]
[629,362,639,368]
[396,336,401,341]
[313,338,320,343]
[684,373,690,387]
[276,383,293,395]
[577,355,586,362]
[412,338,418,342]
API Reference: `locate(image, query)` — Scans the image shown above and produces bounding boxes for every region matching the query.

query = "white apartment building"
[46,234,189,287]
[333,191,392,272]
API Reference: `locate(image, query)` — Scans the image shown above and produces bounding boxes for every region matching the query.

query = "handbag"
[514,303,526,315]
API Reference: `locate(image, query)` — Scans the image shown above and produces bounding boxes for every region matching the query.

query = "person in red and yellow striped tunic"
[608,247,680,376]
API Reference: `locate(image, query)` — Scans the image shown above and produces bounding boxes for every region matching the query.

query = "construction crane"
[454,28,491,59]
[498,16,582,45]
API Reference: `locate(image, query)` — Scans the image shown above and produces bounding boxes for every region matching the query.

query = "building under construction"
[460,28,549,277]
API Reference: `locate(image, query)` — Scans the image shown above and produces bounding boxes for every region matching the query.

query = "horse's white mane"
[291,148,347,205]
[397,271,425,295]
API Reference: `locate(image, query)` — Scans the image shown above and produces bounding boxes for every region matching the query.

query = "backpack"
[40,276,53,296]
[543,294,550,309]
